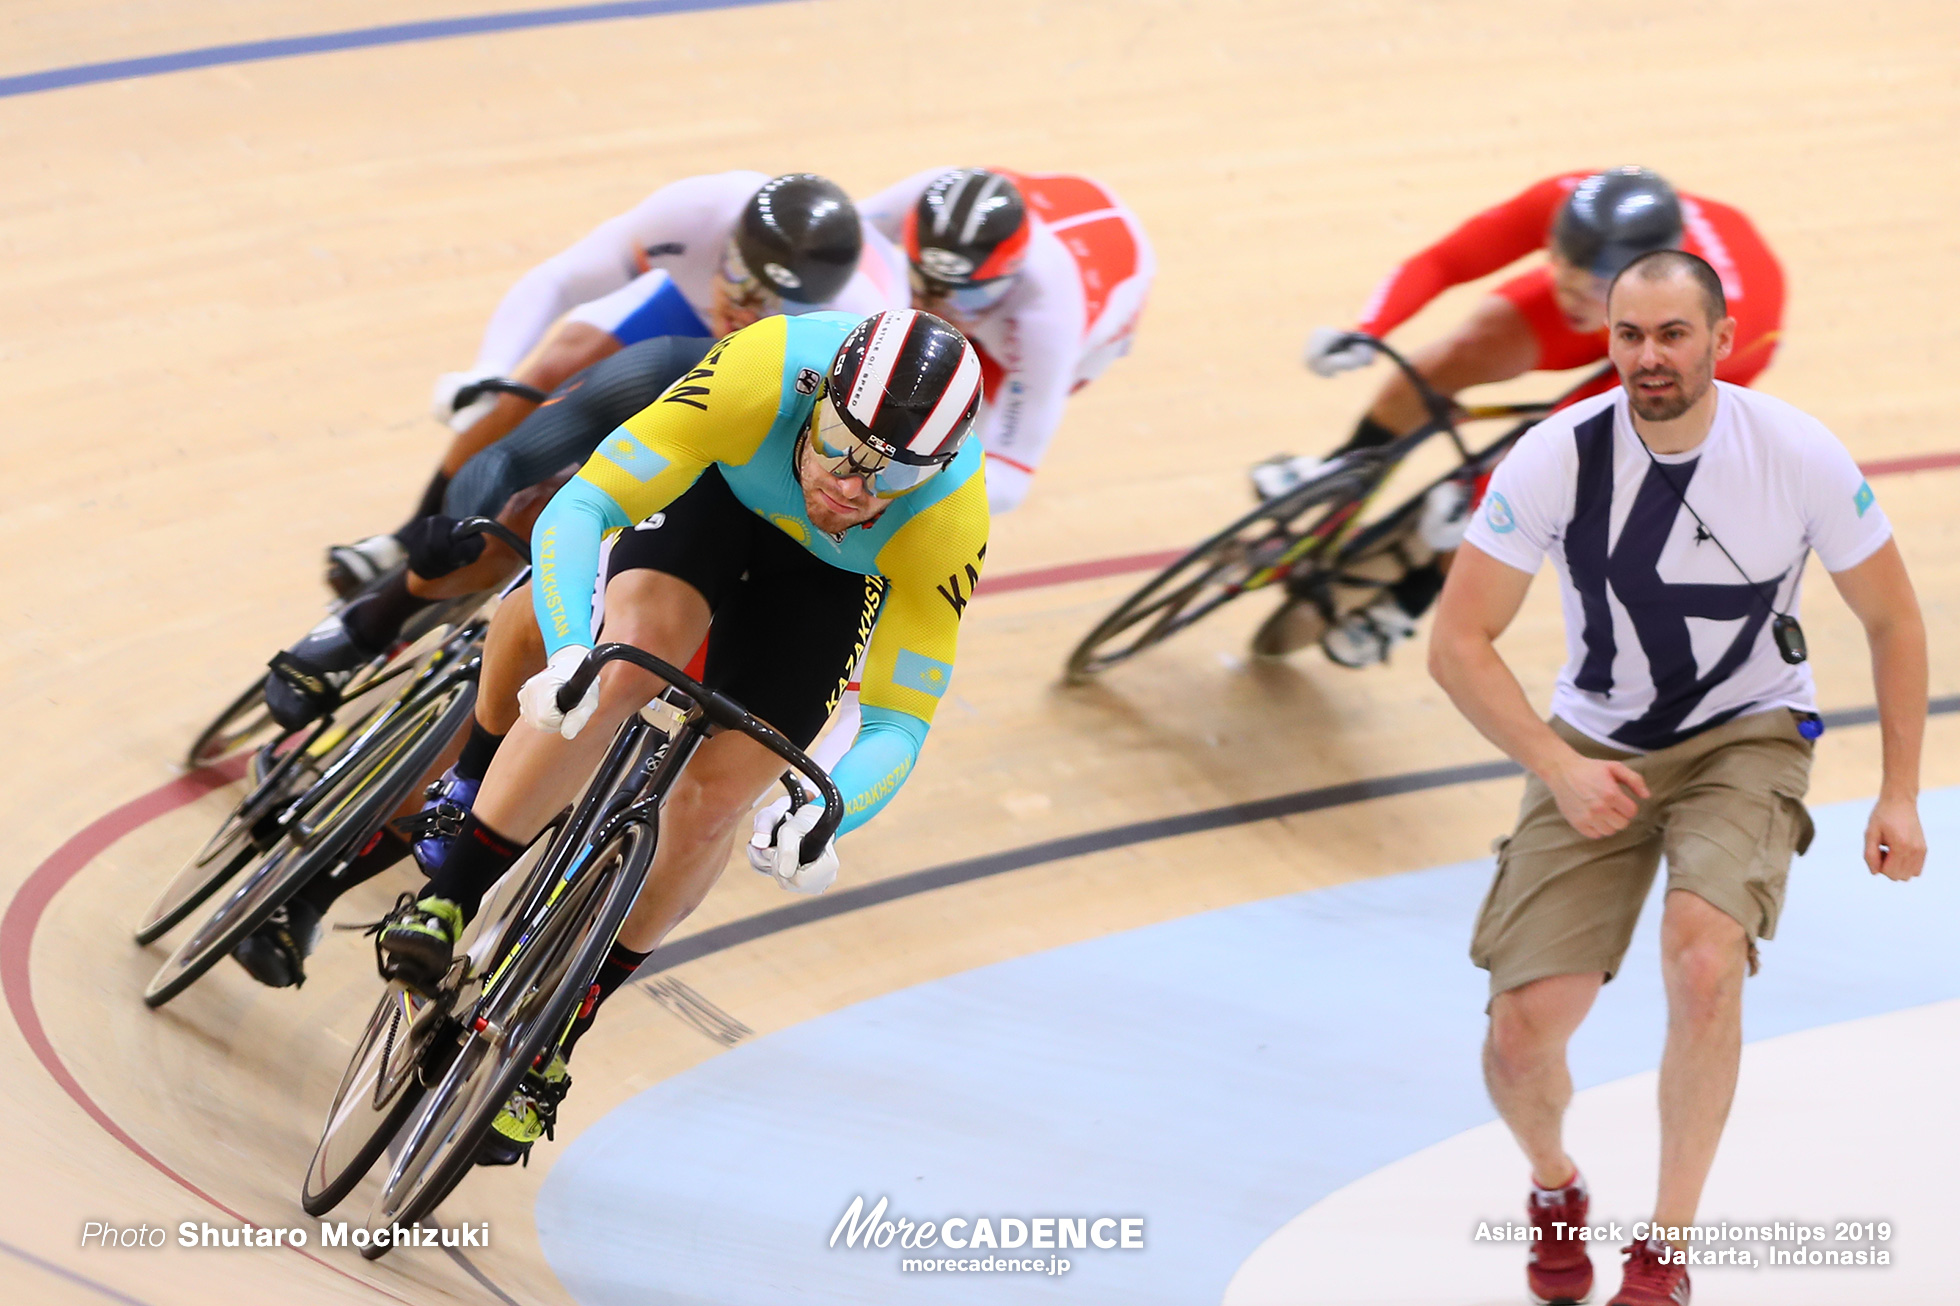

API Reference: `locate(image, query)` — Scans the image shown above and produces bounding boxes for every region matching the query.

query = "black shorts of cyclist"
[604,467,885,748]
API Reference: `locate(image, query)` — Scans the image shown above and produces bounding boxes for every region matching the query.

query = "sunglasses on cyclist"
[807,400,948,499]
[909,265,1016,317]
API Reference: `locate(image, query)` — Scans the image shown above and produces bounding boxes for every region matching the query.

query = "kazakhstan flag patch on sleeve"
[600,428,671,482]
[892,649,953,698]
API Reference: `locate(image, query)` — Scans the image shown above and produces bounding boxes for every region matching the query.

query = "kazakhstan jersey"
[529,311,990,834]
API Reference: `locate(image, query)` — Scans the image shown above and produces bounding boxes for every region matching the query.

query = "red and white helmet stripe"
[834,309,983,461]
[908,338,981,456]
[843,309,913,434]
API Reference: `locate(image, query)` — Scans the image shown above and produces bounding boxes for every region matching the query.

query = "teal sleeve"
[826,705,930,837]
[531,476,632,657]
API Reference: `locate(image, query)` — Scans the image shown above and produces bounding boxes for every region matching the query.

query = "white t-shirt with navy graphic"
[1463,382,1891,752]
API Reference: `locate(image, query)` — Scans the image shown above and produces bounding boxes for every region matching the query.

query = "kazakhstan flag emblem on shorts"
[893,650,953,698]
[602,428,670,482]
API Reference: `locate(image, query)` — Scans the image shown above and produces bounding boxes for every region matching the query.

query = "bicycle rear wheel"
[1064,464,1374,682]
[361,820,653,1254]
[301,983,448,1216]
[1249,488,1431,659]
[141,674,477,1008]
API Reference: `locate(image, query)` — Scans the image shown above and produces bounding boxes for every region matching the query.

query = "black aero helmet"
[811,310,982,496]
[1552,167,1684,278]
[904,168,1031,288]
[732,173,862,305]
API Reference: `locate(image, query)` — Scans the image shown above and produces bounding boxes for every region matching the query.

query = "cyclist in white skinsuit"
[330,171,909,591]
[858,166,1154,515]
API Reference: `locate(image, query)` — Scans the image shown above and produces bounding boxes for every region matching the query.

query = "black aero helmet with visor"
[811,310,983,498]
[1552,167,1685,279]
[726,173,863,313]
[904,169,1030,315]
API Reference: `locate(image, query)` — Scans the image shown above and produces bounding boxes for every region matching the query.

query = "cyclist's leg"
[433,324,620,478]
[1362,290,1541,436]
[414,473,752,925]
[281,587,546,922]
[559,538,876,1057]
[433,269,703,476]
[1253,287,1540,500]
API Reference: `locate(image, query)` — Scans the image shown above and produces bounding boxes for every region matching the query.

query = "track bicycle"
[185,379,548,769]
[138,519,528,1007]
[1063,334,1607,681]
[300,643,840,1254]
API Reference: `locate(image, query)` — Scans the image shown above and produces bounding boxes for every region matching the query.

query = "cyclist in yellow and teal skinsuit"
[374,308,989,1165]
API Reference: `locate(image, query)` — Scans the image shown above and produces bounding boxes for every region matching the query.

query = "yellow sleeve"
[575,315,790,518]
[860,469,991,726]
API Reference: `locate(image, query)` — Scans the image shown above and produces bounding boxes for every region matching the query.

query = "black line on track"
[640,694,1960,978]
[447,1248,526,1306]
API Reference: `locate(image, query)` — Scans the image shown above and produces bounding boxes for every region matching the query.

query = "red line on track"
[1857,450,1960,478]
[974,449,1958,596]
[0,756,418,1304]
[2,442,1954,1294]
[978,548,1183,596]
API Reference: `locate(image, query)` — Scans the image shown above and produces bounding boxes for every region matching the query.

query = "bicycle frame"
[1241,339,1612,593]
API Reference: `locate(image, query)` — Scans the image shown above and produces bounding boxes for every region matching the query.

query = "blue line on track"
[0,0,797,100]
[0,1238,159,1306]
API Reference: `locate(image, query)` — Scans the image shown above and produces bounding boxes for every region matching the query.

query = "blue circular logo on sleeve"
[1485,492,1517,534]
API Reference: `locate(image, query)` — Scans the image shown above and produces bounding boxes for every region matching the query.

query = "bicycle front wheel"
[185,677,278,770]
[1064,464,1374,682]
[361,819,654,1253]
[302,983,448,1216]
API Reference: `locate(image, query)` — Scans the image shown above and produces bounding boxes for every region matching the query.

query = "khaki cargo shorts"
[1470,710,1816,999]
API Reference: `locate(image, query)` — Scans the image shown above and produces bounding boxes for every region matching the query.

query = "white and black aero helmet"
[810,310,983,497]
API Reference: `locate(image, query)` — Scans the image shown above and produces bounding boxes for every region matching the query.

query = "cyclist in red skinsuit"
[1351,170,1783,411]
[1255,168,1786,668]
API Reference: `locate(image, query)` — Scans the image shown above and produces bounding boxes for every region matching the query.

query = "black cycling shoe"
[264,617,369,730]
[231,899,323,989]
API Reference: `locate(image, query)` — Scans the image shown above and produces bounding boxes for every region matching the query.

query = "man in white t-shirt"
[1430,251,1927,1306]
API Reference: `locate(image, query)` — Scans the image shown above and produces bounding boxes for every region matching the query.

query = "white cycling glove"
[1303,326,1377,378]
[518,645,600,739]
[747,796,839,895]
[431,368,502,434]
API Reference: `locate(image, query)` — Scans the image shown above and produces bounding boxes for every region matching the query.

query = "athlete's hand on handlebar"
[747,796,839,894]
[431,367,501,433]
[1303,326,1377,377]
[519,646,601,739]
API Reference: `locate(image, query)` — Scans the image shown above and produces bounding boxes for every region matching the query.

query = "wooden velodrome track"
[5,1,1959,1302]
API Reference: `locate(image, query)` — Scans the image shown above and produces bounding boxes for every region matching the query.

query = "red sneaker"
[1526,1171,1594,1304]
[1609,1238,1691,1305]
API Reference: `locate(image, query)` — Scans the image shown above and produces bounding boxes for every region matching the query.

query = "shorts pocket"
[1468,836,1514,969]
[1747,787,1813,941]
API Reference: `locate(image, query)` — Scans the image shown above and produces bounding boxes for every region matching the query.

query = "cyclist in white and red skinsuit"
[860,167,1155,514]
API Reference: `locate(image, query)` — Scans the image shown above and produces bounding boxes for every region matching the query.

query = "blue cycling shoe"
[409,768,481,872]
